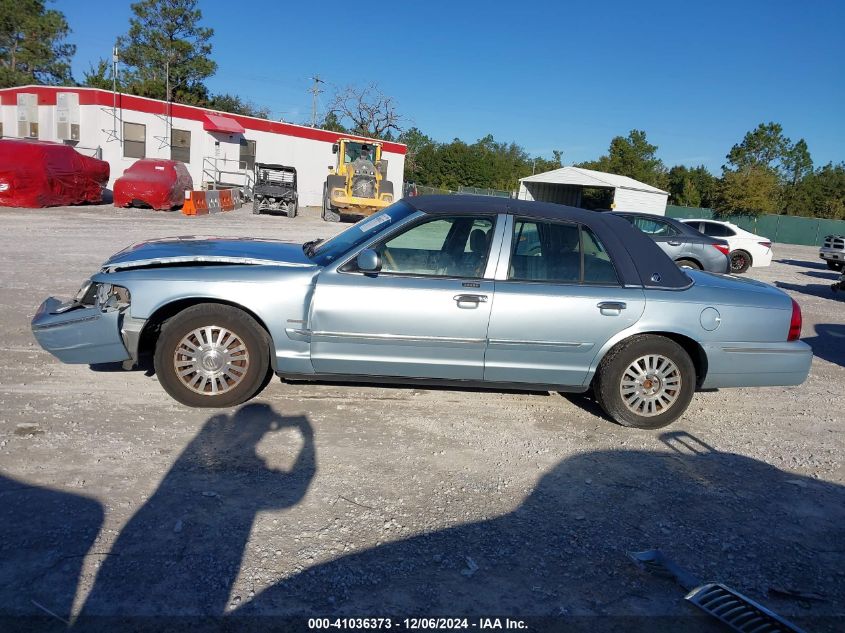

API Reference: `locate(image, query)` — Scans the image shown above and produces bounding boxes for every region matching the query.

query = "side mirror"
[332,143,339,154]
[356,249,381,273]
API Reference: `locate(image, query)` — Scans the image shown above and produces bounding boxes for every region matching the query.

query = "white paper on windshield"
[358,215,391,232]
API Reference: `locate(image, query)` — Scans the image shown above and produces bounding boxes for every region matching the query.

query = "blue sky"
[61,0,844,172]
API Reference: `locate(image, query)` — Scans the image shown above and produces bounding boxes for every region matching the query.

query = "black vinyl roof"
[405,195,692,290]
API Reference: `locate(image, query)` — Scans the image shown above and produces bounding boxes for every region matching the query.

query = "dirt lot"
[1,203,842,631]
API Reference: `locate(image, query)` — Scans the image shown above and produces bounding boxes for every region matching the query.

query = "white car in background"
[681,219,773,274]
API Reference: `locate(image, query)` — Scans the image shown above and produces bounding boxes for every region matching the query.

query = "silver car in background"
[614,212,730,273]
[31,196,811,429]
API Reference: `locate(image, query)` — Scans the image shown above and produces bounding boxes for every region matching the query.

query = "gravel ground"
[0,203,842,631]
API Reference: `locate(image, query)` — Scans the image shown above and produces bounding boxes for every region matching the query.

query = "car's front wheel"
[594,335,696,429]
[827,260,843,271]
[154,304,271,407]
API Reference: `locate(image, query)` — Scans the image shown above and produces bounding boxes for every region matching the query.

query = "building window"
[240,139,256,170]
[123,122,146,159]
[171,128,191,163]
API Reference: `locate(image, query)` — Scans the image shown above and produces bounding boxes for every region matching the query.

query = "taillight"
[759,241,772,249]
[712,243,730,256]
[787,298,802,341]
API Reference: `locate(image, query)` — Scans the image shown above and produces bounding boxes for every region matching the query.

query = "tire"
[594,334,696,429]
[287,198,298,218]
[252,198,261,215]
[153,304,271,408]
[675,258,701,270]
[729,250,752,274]
[827,260,843,271]
[322,183,340,222]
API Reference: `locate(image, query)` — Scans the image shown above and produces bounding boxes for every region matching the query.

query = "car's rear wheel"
[827,260,843,271]
[252,198,261,215]
[594,335,696,429]
[675,258,700,270]
[730,250,752,273]
[154,304,271,408]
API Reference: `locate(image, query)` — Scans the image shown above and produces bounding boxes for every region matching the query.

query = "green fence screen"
[665,206,845,246]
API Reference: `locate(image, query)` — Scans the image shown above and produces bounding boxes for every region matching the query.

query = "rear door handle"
[597,301,626,315]
[453,294,488,308]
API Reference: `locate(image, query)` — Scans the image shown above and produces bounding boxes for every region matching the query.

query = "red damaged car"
[114,159,194,210]
[0,139,109,208]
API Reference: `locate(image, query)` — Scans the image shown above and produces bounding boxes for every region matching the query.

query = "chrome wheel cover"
[619,354,681,417]
[173,325,249,396]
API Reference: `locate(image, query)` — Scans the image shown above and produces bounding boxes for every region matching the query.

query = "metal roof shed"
[517,166,669,215]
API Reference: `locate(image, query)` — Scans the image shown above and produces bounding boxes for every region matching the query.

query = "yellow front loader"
[322,139,394,222]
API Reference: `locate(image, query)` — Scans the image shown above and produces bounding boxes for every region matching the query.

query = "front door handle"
[668,240,682,246]
[597,301,626,315]
[453,294,488,308]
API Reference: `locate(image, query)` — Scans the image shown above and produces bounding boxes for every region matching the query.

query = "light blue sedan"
[31,196,811,429]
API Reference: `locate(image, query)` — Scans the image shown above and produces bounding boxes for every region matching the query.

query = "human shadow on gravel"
[236,433,845,633]
[0,473,103,629]
[802,323,845,367]
[77,403,316,622]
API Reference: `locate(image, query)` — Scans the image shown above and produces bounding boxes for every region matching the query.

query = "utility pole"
[309,75,324,127]
[111,46,118,140]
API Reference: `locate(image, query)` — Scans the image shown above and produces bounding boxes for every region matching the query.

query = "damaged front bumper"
[31,296,133,365]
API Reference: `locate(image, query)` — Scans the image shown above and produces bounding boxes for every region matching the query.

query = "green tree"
[0,0,75,87]
[81,58,116,90]
[667,165,717,208]
[724,122,789,171]
[397,126,434,183]
[716,167,780,216]
[207,93,269,119]
[318,111,347,133]
[794,162,845,220]
[720,122,819,216]
[780,138,814,215]
[117,0,215,104]
[577,130,667,189]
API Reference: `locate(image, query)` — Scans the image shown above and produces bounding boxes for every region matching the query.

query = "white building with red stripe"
[0,85,406,207]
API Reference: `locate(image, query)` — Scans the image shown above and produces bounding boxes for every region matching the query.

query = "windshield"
[307,201,417,265]
[344,142,377,164]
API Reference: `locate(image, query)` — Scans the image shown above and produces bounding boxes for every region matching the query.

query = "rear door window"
[701,222,735,237]
[631,216,679,237]
[508,219,618,285]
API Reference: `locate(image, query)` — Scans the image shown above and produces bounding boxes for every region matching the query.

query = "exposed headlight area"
[57,279,131,313]
[95,283,131,310]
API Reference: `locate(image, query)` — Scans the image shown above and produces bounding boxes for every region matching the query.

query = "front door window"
[374,216,495,278]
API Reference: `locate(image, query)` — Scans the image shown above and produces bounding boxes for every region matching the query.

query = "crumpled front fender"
[31,297,131,364]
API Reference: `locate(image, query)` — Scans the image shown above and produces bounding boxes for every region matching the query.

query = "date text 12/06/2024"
[308,617,528,630]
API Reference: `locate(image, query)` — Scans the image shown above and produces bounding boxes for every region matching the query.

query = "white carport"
[517,166,669,215]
